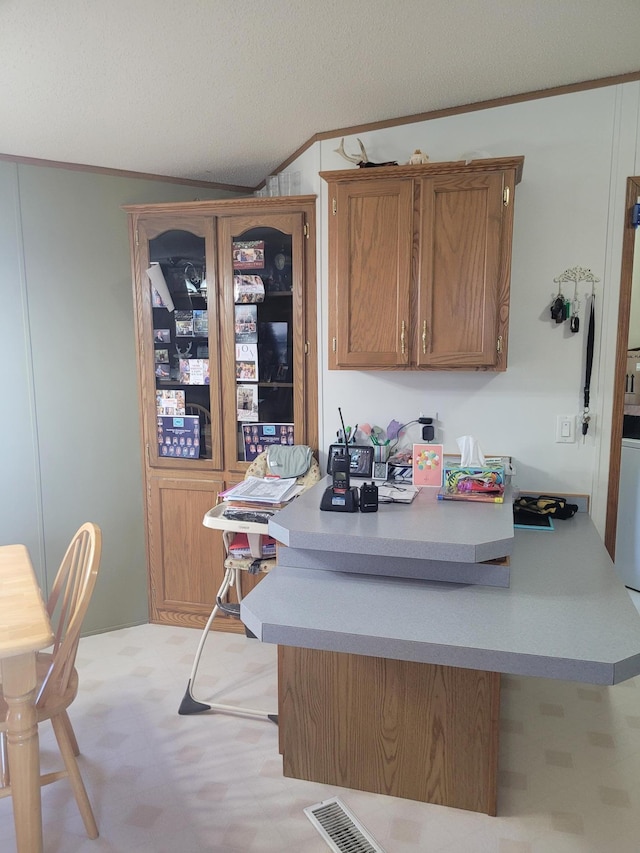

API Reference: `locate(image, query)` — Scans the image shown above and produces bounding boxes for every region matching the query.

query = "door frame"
[605,176,640,557]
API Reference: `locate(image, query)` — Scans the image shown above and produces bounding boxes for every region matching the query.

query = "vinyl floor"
[2,591,640,852]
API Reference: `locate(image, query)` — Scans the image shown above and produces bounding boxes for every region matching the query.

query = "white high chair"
[178,447,320,718]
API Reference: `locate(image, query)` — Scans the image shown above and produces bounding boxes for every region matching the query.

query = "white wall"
[629,228,640,348]
[289,83,640,537]
[0,162,42,566]
[0,162,240,633]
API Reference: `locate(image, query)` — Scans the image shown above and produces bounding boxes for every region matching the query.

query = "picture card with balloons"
[412,443,444,487]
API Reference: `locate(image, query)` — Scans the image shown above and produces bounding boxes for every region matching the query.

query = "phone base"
[319,486,360,512]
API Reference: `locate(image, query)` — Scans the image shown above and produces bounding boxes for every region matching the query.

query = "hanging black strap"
[582,298,595,437]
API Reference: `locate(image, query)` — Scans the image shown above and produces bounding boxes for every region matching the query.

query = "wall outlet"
[555,415,576,443]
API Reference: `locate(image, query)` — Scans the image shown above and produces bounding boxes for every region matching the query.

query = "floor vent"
[304,797,386,853]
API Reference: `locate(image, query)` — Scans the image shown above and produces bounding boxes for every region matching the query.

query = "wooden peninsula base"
[242,496,640,818]
[278,646,501,814]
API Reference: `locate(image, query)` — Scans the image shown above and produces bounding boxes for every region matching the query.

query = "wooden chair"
[0,522,102,840]
[179,448,321,717]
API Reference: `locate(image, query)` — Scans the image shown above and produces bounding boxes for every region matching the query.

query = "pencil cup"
[373,444,390,463]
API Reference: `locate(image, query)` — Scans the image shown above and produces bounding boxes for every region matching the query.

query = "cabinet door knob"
[401,320,406,355]
[422,320,427,354]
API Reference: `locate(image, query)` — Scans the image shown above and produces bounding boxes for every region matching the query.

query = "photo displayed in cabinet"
[242,423,295,461]
[231,227,294,462]
[147,229,212,460]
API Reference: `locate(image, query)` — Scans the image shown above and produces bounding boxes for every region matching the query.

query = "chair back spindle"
[37,523,102,707]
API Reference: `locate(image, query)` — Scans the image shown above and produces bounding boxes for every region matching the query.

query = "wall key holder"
[551,266,600,333]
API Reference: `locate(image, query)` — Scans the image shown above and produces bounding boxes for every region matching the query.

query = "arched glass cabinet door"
[218,213,308,471]
[136,217,222,469]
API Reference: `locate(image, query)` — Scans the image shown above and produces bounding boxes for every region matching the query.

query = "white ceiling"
[2,0,640,189]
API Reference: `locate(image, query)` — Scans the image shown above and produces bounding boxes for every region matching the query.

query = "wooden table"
[0,545,54,853]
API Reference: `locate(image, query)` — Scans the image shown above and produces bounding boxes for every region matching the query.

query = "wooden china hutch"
[124,196,318,631]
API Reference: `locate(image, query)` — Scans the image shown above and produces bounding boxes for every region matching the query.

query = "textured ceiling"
[1,0,640,188]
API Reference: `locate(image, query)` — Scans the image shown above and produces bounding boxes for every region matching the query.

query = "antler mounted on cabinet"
[334,138,398,168]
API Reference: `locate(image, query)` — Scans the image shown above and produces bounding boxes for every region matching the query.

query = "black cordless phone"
[320,407,359,512]
[332,452,350,492]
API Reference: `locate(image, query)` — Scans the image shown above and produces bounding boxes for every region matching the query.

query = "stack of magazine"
[220,476,302,522]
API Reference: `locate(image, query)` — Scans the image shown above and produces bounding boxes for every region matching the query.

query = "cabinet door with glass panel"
[218,213,311,473]
[135,216,222,470]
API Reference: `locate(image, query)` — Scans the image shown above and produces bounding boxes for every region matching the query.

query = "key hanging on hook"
[570,283,580,333]
[550,286,565,323]
[552,267,599,329]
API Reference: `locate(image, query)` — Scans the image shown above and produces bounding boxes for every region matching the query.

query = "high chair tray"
[203,503,272,534]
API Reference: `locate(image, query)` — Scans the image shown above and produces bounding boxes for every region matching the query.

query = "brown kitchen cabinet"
[124,197,318,629]
[321,156,523,370]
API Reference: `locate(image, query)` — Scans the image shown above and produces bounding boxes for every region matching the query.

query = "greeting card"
[412,443,444,487]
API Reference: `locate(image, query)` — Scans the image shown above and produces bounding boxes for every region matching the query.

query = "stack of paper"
[377,484,419,504]
[220,476,302,506]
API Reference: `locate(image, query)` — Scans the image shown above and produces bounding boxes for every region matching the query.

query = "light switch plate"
[556,415,576,443]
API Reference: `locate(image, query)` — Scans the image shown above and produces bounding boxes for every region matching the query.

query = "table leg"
[1,652,43,853]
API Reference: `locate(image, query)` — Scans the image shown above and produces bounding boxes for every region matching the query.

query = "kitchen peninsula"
[240,479,640,815]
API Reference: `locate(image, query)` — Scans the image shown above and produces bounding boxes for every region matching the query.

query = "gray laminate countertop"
[268,477,514,562]
[241,510,640,685]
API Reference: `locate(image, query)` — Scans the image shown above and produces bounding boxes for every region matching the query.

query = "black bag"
[513,495,578,520]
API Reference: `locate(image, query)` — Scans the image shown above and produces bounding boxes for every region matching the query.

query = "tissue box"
[441,464,506,503]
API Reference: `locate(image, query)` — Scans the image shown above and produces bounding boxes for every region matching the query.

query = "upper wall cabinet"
[321,156,524,370]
